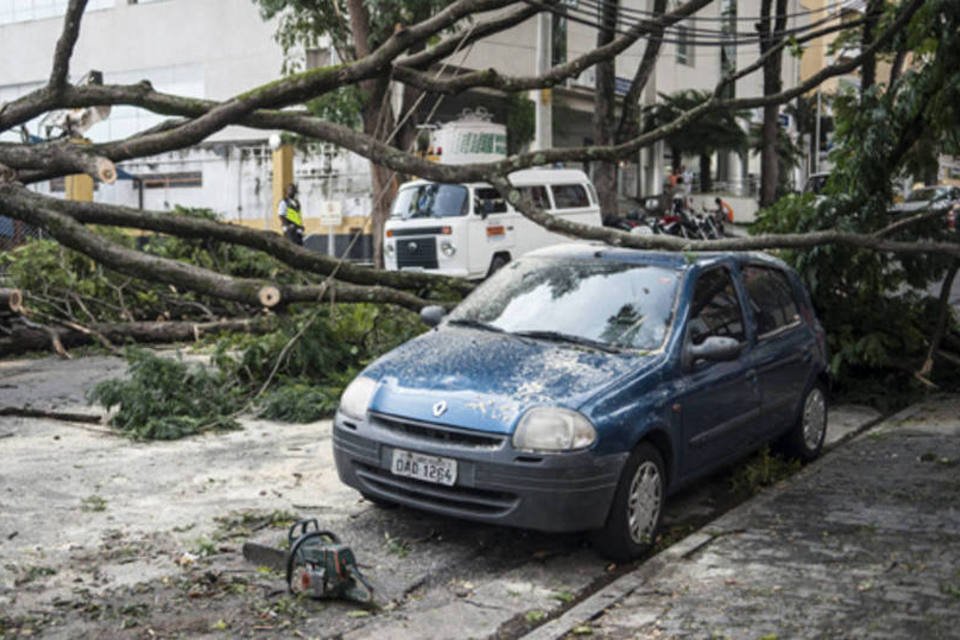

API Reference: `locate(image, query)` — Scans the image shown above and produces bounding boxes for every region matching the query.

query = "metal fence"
[0,215,42,252]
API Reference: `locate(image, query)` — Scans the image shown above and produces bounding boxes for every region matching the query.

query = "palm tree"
[641,90,748,192]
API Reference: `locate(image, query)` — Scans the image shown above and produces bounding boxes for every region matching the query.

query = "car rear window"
[550,184,590,209]
[742,266,800,336]
[687,268,746,345]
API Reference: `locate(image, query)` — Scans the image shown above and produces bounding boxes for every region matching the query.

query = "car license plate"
[391,449,457,486]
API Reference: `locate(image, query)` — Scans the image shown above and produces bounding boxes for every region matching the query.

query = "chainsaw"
[242,518,374,604]
[286,519,374,603]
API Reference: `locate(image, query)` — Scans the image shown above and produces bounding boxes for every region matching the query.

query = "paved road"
[529,397,960,640]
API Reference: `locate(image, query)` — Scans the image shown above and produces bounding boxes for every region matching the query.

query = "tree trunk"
[758,0,788,208]
[699,153,712,193]
[860,0,883,98]
[593,0,620,218]
[0,318,275,357]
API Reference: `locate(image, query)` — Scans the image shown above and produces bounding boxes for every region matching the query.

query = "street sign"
[318,200,343,227]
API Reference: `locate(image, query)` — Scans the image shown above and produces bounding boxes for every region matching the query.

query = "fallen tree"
[0,318,276,357]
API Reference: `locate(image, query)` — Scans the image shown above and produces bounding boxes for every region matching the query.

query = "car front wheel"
[591,442,665,562]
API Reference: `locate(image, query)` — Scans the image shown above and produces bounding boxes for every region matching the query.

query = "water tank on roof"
[428,107,507,165]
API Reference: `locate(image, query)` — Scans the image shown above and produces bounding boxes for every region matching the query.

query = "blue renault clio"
[333,245,828,560]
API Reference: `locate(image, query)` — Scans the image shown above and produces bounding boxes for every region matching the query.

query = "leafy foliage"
[753,0,960,391]
[89,304,425,439]
[1,208,294,323]
[89,348,243,440]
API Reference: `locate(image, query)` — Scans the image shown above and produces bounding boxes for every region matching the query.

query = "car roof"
[525,243,791,271]
[400,168,590,188]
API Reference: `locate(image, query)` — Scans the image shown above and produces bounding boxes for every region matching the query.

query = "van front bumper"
[332,411,627,532]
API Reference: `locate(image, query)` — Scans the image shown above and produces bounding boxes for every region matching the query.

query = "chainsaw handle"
[287,518,340,546]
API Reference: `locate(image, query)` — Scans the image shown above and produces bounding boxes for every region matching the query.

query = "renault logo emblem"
[432,400,448,417]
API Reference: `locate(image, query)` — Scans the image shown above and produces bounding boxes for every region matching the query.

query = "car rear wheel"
[591,443,665,562]
[778,382,828,462]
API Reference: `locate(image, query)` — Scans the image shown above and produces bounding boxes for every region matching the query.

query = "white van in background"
[383,168,602,280]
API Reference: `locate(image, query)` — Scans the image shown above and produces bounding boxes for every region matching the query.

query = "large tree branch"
[0,192,434,312]
[400,2,544,70]
[49,0,89,92]
[616,0,668,143]
[392,0,712,95]
[2,184,471,296]
[0,140,116,183]
[486,173,960,258]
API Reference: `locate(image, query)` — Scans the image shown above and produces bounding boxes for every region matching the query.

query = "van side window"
[742,266,800,336]
[551,184,590,209]
[518,186,550,210]
[474,188,507,216]
[687,268,746,346]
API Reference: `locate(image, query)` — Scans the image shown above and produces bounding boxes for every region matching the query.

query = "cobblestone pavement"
[530,398,960,640]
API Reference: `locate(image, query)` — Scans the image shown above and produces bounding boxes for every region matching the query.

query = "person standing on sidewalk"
[278,183,305,246]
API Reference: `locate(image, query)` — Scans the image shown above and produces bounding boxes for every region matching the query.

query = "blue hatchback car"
[333,245,828,560]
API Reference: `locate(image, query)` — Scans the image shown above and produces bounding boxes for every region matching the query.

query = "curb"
[519,400,927,640]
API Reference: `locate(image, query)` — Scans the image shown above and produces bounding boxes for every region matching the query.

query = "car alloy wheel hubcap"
[802,388,827,450]
[627,461,662,545]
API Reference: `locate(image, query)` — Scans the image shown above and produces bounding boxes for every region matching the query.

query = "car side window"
[687,268,746,346]
[550,184,590,209]
[474,187,508,216]
[518,185,551,210]
[742,265,800,336]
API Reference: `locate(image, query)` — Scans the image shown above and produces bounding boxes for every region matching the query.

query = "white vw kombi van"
[383,168,602,279]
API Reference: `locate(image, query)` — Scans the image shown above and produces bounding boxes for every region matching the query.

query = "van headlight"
[440,240,456,257]
[385,242,395,256]
[339,376,377,420]
[512,407,596,452]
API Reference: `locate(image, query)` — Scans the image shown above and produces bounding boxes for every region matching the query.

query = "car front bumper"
[332,411,627,533]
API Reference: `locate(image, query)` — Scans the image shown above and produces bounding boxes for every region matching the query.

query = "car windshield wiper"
[446,318,504,333]
[511,330,622,354]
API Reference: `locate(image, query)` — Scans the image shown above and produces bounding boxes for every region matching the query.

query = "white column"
[531,11,552,151]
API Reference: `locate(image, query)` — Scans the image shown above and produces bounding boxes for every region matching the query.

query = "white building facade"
[0,0,806,228]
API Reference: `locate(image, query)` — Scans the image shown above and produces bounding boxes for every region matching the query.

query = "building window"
[0,0,113,26]
[142,171,203,189]
[676,22,694,66]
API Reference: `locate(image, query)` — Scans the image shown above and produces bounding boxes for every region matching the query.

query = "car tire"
[361,492,398,509]
[487,253,510,277]
[778,382,828,462]
[591,442,666,562]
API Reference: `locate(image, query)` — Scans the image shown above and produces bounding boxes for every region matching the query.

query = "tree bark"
[860,0,884,97]
[593,0,620,218]
[0,318,275,357]
[699,153,712,193]
[758,0,788,207]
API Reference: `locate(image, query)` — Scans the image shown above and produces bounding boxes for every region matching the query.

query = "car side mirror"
[685,336,742,367]
[420,305,446,327]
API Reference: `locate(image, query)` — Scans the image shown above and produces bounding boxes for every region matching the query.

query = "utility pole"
[531,11,552,151]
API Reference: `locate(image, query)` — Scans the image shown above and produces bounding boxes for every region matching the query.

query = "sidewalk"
[526,397,960,640]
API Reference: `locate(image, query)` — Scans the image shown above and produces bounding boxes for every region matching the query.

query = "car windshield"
[447,258,680,351]
[392,184,469,219]
[906,187,948,202]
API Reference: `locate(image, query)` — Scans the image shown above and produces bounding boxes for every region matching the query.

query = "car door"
[469,186,514,276]
[676,267,761,476]
[740,264,813,438]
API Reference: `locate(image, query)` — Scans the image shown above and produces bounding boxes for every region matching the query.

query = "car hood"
[363,327,658,434]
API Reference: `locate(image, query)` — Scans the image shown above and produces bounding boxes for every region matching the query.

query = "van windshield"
[447,257,680,351]
[392,184,469,219]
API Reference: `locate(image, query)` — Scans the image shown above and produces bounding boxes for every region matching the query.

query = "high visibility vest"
[284,203,303,226]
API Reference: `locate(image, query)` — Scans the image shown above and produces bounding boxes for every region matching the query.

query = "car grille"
[396,236,438,269]
[370,412,505,450]
[354,463,518,516]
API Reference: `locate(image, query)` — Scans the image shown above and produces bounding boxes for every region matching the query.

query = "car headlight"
[339,376,377,420]
[385,242,395,255]
[512,407,596,452]
[440,240,456,257]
